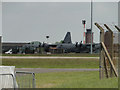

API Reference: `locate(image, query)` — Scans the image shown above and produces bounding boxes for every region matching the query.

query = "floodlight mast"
[46,36,49,44]
[90,0,93,54]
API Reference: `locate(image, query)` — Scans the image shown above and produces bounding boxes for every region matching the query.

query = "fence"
[15,71,35,88]
[95,23,119,79]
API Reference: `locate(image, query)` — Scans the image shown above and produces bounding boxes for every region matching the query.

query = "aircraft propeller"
[75,41,82,47]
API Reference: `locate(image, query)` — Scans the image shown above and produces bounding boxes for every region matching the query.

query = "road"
[15,68,99,73]
[2,56,99,59]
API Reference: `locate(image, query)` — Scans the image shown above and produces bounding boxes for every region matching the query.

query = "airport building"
[85,29,93,44]
[2,41,42,54]
[2,42,27,53]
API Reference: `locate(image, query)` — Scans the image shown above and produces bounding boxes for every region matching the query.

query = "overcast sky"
[2,2,118,43]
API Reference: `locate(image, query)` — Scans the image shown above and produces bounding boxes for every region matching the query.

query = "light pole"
[46,36,49,44]
[90,0,93,54]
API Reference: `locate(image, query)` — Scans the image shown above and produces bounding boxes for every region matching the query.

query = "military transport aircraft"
[2,32,100,54]
[19,41,41,54]
[42,32,100,53]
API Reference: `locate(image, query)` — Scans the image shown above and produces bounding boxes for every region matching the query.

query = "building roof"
[2,42,28,47]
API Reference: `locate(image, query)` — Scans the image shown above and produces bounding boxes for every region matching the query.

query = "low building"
[2,42,28,53]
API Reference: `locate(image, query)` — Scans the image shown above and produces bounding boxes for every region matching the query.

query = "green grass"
[2,58,99,68]
[2,53,99,57]
[35,71,118,88]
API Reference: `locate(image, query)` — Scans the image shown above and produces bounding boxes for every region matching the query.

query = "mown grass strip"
[35,71,118,88]
[2,58,99,68]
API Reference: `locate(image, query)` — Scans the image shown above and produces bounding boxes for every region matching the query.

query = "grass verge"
[2,58,99,68]
[35,71,118,88]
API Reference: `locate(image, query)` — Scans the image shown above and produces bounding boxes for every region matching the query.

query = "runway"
[2,56,99,59]
[15,68,99,73]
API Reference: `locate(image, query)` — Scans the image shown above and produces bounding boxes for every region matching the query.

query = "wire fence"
[95,23,119,79]
[15,71,35,88]
[104,31,119,77]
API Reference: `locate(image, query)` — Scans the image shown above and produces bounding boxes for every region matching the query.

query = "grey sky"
[2,2,118,43]
[118,1,120,44]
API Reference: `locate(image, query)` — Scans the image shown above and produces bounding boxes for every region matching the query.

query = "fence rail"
[15,71,36,88]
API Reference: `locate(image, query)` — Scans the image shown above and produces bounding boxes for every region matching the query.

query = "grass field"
[35,71,118,88]
[2,53,99,57]
[2,54,118,88]
[2,58,99,68]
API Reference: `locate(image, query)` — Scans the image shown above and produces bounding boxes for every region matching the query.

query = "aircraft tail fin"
[63,32,72,43]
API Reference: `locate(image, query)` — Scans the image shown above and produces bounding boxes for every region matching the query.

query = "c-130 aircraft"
[42,32,100,53]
